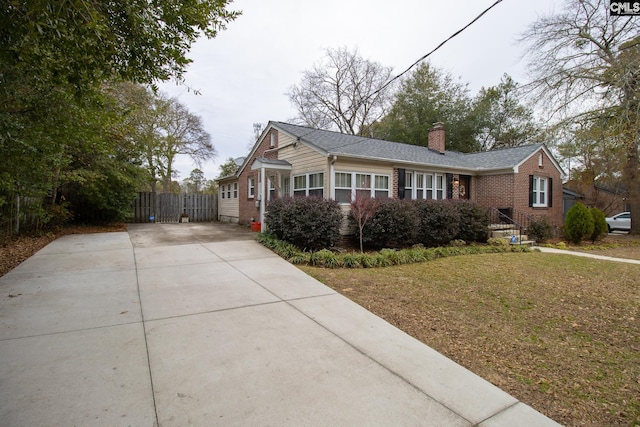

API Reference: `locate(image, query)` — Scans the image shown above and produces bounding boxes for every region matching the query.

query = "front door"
[458,175,470,200]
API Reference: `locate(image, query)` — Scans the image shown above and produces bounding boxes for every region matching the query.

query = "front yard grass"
[301,251,640,427]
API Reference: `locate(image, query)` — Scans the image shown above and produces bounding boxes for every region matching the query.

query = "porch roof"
[251,157,292,171]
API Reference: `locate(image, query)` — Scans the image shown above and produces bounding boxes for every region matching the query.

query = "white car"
[605,212,631,232]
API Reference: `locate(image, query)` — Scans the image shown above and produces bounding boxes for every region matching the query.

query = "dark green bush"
[451,200,489,243]
[264,197,288,239]
[354,198,417,249]
[589,207,608,243]
[264,196,342,250]
[413,200,460,247]
[564,203,594,244]
[527,216,554,243]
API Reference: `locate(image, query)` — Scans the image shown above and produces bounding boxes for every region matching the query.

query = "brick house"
[563,180,629,216]
[217,121,564,232]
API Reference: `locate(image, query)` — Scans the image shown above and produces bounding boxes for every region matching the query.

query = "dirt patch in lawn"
[301,251,640,426]
[0,223,127,277]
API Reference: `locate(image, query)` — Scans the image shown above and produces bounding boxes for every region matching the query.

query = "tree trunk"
[623,141,640,235]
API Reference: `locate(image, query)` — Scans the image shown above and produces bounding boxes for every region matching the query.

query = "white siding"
[218,179,239,222]
[279,143,327,175]
[333,159,393,176]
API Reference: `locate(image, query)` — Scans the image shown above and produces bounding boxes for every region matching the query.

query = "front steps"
[489,224,536,246]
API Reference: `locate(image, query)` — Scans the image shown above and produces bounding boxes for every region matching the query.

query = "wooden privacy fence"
[131,192,218,223]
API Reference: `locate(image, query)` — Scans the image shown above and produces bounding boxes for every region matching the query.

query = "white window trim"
[405,171,446,200]
[248,177,255,199]
[334,171,390,203]
[293,172,324,197]
[233,183,238,199]
[532,176,548,207]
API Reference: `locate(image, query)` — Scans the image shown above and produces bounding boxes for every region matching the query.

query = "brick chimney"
[428,122,445,154]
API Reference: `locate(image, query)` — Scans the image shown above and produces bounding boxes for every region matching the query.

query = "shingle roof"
[272,121,543,172]
[253,157,292,167]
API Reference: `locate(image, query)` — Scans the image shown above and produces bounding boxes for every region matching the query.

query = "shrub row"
[352,199,489,249]
[256,233,531,269]
[264,197,490,251]
[264,197,343,250]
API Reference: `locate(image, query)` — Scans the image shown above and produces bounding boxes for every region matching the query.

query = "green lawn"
[301,252,640,427]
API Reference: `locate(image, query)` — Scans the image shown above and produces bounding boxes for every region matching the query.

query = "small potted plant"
[180,212,189,223]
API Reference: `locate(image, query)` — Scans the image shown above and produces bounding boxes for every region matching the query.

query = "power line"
[372,0,504,98]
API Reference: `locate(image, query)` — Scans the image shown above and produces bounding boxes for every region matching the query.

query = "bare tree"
[287,47,395,136]
[158,97,215,192]
[350,196,379,253]
[521,0,640,232]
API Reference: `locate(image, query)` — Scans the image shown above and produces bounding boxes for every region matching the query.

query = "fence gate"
[131,192,217,223]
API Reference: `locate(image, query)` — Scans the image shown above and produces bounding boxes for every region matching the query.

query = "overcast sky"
[159,0,564,182]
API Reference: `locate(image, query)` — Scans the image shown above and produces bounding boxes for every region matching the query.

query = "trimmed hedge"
[451,200,489,243]
[354,198,417,249]
[264,196,342,250]
[256,233,532,269]
[414,199,460,247]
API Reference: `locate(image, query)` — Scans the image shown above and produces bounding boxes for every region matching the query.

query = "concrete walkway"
[0,224,561,426]
[534,246,640,265]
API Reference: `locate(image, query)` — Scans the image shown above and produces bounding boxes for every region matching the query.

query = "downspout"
[329,155,337,200]
[260,166,266,232]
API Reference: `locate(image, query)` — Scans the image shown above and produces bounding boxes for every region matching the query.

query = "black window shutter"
[398,169,406,199]
[446,173,453,199]
[529,175,534,207]
[548,177,553,207]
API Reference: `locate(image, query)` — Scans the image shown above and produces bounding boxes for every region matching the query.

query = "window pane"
[309,173,324,188]
[282,177,290,196]
[356,189,371,199]
[294,175,306,190]
[426,174,433,189]
[375,190,389,199]
[405,173,413,188]
[308,189,323,197]
[375,175,389,190]
[335,189,351,203]
[417,174,424,188]
[335,172,351,188]
[355,174,371,189]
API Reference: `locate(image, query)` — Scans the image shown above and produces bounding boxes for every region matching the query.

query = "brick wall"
[428,123,445,154]
[515,150,563,226]
[475,174,515,210]
[238,129,279,224]
[474,149,562,226]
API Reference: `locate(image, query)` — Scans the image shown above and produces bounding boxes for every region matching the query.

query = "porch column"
[260,166,266,232]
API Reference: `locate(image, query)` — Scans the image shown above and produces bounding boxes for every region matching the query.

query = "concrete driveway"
[0,223,560,426]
